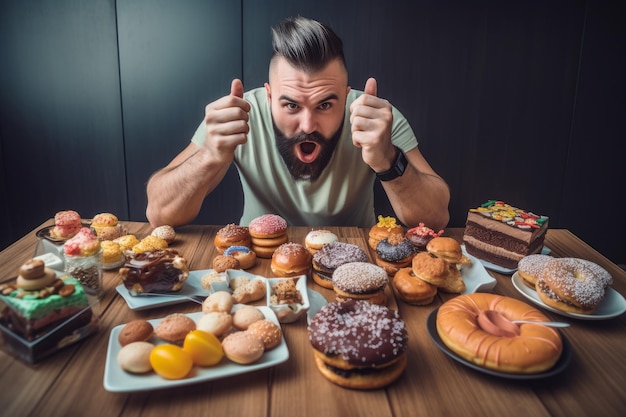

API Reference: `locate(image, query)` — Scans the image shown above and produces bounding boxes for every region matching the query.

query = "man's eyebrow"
[278,93,339,105]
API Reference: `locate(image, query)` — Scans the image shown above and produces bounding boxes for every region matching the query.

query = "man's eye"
[285,103,298,111]
[319,103,331,110]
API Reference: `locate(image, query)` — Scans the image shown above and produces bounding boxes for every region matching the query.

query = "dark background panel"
[0,0,624,265]
[117,0,244,225]
[0,0,126,239]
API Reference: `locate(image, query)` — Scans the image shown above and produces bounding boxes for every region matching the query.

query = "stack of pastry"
[413,237,470,293]
[248,214,288,258]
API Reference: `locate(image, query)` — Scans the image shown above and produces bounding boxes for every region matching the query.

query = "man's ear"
[264,82,271,102]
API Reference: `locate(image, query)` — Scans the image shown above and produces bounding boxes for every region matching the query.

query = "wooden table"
[1,221,625,417]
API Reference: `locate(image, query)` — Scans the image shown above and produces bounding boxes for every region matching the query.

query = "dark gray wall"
[1,0,624,265]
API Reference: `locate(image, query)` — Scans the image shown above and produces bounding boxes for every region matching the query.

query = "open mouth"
[295,140,321,164]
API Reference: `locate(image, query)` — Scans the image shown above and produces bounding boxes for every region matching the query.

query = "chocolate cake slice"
[119,249,189,295]
[463,200,548,269]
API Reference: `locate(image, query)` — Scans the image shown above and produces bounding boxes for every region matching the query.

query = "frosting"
[64,227,101,257]
[470,200,548,230]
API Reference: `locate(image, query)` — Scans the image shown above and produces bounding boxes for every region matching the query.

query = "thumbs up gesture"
[349,78,395,172]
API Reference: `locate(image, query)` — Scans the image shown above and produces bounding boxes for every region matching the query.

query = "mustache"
[287,131,326,145]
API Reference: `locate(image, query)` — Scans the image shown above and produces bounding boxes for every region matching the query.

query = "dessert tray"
[459,248,497,293]
[103,308,289,392]
[511,272,626,320]
[426,308,572,379]
[472,246,552,274]
[35,222,92,244]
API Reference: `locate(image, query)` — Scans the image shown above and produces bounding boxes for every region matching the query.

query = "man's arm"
[146,79,250,227]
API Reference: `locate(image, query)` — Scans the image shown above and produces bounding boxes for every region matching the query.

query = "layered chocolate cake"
[463,200,548,269]
[119,249,189,295]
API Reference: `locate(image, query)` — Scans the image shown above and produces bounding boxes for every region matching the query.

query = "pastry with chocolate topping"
[311,242,369,289]
[119,249,189,295]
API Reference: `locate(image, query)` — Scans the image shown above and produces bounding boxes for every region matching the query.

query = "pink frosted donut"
[248,214,287,238]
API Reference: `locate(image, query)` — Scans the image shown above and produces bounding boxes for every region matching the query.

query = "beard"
[273,118,343,181]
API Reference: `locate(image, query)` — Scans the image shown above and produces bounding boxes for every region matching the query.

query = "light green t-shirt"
[191,88,418,227]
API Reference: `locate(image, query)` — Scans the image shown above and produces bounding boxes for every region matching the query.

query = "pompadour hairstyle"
[271,16,346,73]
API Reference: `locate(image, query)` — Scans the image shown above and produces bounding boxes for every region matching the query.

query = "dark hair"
[271,16,346,73]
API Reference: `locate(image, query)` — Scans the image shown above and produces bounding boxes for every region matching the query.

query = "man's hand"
[202,79,251,164]
[349,77,396,172]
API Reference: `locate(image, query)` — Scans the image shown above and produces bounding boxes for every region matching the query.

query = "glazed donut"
[332,262,388,305]
[271,242,312,277]
[248,214,288,239]
[426,237,464,264]
[304,229,338,254]
[368,215,403,250]
[536,258,612,314]
[214,224,251,254]
[375,234,416,275]
[392,267,437,305]
[223,246,257,269]
[517,254,553,289]
[436,293,563,374]
[308,299,408,389]
[405,223,444,250]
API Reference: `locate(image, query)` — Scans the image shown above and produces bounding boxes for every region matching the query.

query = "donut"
[304,229,338,254]
[151,225,176,244]
[308,299,408,389]
[248,214,288,238]
[247,319,282,350]
[368,215,403,250]
[271,242,312,277]
[214,224,251,254]
[405,222,444,250]
[426,237,468,264]
[311,242,369,289]
[223,245,257,269]
[436,293,563,374]
[517,254,553,289]
[153,313,196,343]
[375,234,416,275]
[212,255,240,272]
[118,319,154,346]
[536,258,612,314]
[221,331,265,364]
[392,267,437,305]
[332,262,388,305]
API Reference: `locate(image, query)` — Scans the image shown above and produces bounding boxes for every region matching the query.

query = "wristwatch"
[374,146,407,181]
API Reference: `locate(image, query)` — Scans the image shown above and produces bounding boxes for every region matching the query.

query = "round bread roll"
[221,331,265,364]
[151,225,176,243]
[118,319,154,346]
[232,305,265,330]
[214,224,251,254]
[202,291,235,314]
[536,258,612,314]
[271,242,312,277]
[308,299,408,389]
[153,313,196,343]
[426,237,463,264]
[196,311,233,337]
[247,319,282,350]
[436,293,563,373]
[304,229,338,254]
[517,254,553,289]
[117,341,155,374]
[392,267,437,305]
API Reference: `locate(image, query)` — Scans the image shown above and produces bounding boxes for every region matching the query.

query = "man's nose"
[298,110,317,134]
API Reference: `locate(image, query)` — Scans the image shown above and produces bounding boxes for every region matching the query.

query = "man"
[146,16,450,230]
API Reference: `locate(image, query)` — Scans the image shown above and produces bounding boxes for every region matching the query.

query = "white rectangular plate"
[103,308,289,392]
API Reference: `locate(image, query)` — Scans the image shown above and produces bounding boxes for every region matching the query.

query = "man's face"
[265,57,350,180]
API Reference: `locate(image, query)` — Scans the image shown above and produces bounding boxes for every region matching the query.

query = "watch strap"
[375,146,407,182]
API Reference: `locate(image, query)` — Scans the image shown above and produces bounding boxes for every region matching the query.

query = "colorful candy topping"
[470,200,548,230]
[376,215,399,232]
[406,222,444,238]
